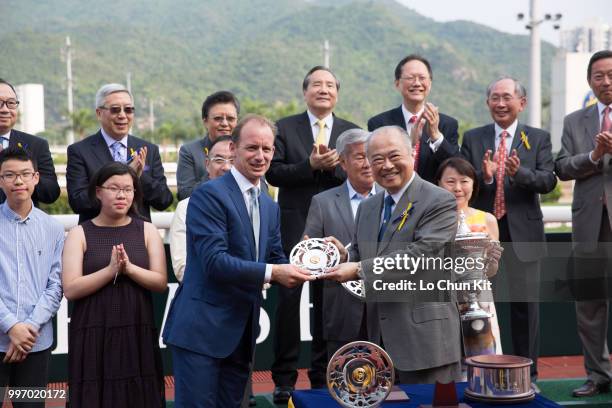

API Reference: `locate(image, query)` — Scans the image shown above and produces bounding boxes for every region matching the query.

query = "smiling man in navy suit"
[163,114,314,408]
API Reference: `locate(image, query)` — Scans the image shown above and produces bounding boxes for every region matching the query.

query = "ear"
[31,171,40,187]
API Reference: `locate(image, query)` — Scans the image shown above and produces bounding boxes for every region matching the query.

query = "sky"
[397,0,611,45]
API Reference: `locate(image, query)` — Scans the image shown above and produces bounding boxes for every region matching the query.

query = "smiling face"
[95,174,135,217]
[589,57,612,106]
[368,129,413,194]
[486,78,526,129]
[438,166,474,210]
[232,120,275,185]
[0,83,19,135]
[0,158,39,206]
[203,102,239,141]
[340,142,373,193]
[96,91,134,139]
[205,139,234,180]
[395,59,431,111]
[303,69,338,118]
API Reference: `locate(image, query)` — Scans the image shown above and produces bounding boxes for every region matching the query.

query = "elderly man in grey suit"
[176,91,240,200]
[556,50,612,398]
[303,128,377,359]
[324,125,462,384]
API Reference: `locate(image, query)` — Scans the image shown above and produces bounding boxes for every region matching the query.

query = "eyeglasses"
[99,186,135,195]
[99,105,136,115]
[0,99,19,110]
[209,156,235,165]
[488,95,519,104]
[0,171,35,182]
[211,115,237,124]
[400,75,429,84]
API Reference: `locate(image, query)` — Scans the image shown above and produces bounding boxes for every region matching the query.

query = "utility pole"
[63,36,75,145]
[323,39,330,68]
[149,99,155,132]
[126,72,132,95]
[518,0,562,128]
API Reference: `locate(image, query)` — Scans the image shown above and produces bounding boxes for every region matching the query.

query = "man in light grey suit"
[324,125,462,384]
[555,50,612,398]
[303,129,377,359]
[176,91,240,200]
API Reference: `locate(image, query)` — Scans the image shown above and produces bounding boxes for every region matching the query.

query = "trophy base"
[464,388,535,404]
[387,385,410,402]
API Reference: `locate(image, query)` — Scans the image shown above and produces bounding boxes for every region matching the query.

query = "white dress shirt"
[101,128,129,162]
[401,104,444,152]
[346,180,376,219]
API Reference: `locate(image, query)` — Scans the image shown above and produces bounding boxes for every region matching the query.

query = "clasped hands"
[4,322,39,363]
[109,243,134,282]
[309,144,339,171]
[592,131,612,162]
[128,146,147,177]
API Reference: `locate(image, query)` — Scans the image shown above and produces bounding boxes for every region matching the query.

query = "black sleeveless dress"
[68,218,165,408]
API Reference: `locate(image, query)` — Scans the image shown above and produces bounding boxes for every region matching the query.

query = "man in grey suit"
[461,77,557,387]
[303,128,377,359]
[324,125,462,384]
[176,91,240,200]
[555,50,612,398]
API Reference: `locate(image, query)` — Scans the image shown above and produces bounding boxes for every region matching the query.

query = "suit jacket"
[176,136,212,200]
[303,182,377,342]
[0,129,60,206]
[461,123,556,262]
[349,175,462,372]
[163,171,286,358]
[66,130,173,223]
[266,111,359,254]
[367,106,460,183]
[555,104,612,251]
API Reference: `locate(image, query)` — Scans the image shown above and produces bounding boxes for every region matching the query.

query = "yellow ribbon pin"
[204,147,209,156]
[17,142,22,148]
[130,147,136,157]
[520,131,531,150]
[397,202,413,232]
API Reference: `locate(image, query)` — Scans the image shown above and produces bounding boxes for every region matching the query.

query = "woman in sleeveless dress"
[62,162,167,408]
[436,157,503,355]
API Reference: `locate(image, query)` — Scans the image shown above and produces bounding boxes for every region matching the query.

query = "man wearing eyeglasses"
[367,55,460,183]
[0,79,60,206]
[176,90,240,200]
[461,76,556,393]
[66,83,173,223]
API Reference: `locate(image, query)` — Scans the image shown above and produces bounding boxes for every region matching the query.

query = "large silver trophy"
[453,211,497,357]
[326,341,395,407]
[290,238,340,276]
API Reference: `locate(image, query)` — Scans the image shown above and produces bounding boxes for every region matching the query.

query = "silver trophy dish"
[327,341,395,407]
[290,238,340,276]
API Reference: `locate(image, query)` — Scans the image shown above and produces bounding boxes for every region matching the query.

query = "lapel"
[377,176,422,255]
[484,124,496,154]
[8,130,25,149]
[90,131,114,164]
[225,173,257,261]
[328,113,343,148]
[296,112,316,155]
[359,192,384,259]
[511,123,525,153]
[127,135,144,162]
[391,106,407,130]
[334,183,355,237]
[582,105,599,150]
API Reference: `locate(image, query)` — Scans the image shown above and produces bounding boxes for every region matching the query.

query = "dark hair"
[394,55,433,81]
[0,147,37,171]
[587,50,612,81]
[208,135,233,155]
[201,91,240,119]
[0,78,18,99]
[231,114,277,145]
[88,162,143,217]
[302,66,340,91]
[435,157,479,205]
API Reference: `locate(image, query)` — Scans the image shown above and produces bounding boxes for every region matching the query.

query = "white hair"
[336,128,370,157]
[94,83,132,109]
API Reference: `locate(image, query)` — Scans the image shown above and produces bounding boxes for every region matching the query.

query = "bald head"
[367,126,414,194]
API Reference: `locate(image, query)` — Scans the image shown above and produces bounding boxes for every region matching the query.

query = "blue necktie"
[111,141,125,163]
[378,195,395,242]
[248,187,260,260]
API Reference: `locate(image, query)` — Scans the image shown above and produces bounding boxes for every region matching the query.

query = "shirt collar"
[101,128,129,148]
[347,179,376,199]
[401,104,424,125]
[230,166,260,195]
[384,172,416,205]
[0,201,35,223]
[597,101,611,116]
[306,110,333,129]
[0,130,10,140]
[494,119,518,139]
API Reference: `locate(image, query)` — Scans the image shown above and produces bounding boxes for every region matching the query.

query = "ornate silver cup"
[327,341,395,407]
[290,238,340,276]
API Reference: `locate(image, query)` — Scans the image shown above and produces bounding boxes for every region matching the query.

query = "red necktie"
[602,106,611,132]
[493,131,508,220]
[409,115,421,171]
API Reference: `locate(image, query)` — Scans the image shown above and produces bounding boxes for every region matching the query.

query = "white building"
[560,19,611,53]
[15,84,45,135]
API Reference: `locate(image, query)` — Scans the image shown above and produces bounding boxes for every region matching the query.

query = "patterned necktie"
[409,115,421,171]
[493,131,509,220]
[248,187,260,260]
[378,195,395,242]
[111,141,125,163]
[315,119,326,147]
[602,106,611,132]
